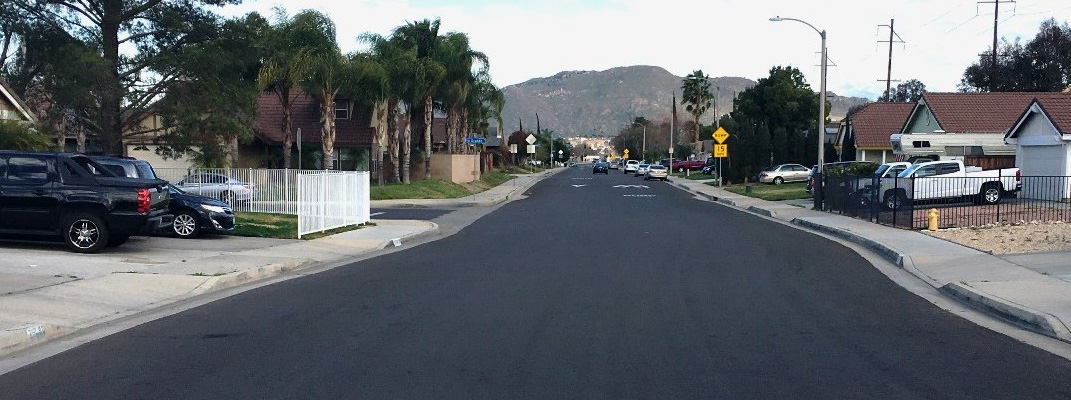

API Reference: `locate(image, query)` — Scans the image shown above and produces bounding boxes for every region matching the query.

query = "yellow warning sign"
[714,144,728,158]
[713,127,730,144]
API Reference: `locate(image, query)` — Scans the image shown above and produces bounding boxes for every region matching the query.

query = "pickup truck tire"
[63,213,109,253]
[677,167,685,172]
[978,183,1002,205]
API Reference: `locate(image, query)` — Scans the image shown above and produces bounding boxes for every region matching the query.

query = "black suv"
[0,152,170,252]
[592,161,609,174]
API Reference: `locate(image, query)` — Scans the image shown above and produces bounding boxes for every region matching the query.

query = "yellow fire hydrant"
[928,208,939,232]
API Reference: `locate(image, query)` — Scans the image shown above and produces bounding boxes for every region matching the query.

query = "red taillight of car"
[760,173,767,178]
[137,188,151,213]
[1015,169,1021,186]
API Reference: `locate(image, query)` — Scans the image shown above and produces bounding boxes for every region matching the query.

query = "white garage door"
[1019,145,1068,201]
[126,144,197,170]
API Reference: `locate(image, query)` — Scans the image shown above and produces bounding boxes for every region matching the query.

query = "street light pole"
[770,16,827,210]
[642,124,646,161]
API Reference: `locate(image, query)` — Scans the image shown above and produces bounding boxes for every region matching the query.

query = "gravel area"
[925,220,1071,254]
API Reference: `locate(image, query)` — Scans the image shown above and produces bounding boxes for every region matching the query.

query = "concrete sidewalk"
[670,179,1071,343]
[371,168,561,208]
[0,219,437,357]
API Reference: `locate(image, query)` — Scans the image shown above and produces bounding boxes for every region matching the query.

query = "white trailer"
[890,133,1016,162]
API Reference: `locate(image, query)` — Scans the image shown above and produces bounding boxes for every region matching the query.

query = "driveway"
[0,235,298,294]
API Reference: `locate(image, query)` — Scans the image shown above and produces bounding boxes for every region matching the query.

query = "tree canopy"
[959,18,1071,92]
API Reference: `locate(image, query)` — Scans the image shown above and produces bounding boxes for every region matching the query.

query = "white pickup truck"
[879,160,1021,210]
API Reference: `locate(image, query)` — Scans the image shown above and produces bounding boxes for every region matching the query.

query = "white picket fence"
[154,168,371,238]
[297,171,370,238]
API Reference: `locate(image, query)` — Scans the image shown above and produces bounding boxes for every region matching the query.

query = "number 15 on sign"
[714,144,728,158]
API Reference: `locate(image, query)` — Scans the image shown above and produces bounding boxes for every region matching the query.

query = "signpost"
[712,127,730,186]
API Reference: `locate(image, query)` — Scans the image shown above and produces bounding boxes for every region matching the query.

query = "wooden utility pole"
[877,19,904,101]
[977,0,1016,91]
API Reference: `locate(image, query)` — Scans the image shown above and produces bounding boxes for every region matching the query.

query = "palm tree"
[257,9,317,169]
[436,31,489,156]
[392,19,446,180]
[288,10,345,170]
[360,32,417,183]
[681,70,713,143]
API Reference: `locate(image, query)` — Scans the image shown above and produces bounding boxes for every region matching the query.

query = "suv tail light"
[1015,169,1022,188]
[137,188,151,213]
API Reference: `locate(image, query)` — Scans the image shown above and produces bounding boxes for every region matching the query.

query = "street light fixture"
[770,15,827,210]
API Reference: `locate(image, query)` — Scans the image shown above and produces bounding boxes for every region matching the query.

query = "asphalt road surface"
[3,168,1071,399]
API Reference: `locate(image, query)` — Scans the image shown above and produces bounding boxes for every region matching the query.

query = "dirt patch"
[925,220,1071,254]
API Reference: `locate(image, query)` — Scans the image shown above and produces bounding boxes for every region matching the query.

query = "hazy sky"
[216,0,1071,99]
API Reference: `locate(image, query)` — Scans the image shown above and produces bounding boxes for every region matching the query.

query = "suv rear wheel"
[63,213,109,253]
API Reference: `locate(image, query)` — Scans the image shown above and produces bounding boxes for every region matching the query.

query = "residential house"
[0,77,36,123]
[898,92,1042,167]
[1004,93,1071,200]
[252,91,374,170]
[836,102,914,163]
[122,110,200,169]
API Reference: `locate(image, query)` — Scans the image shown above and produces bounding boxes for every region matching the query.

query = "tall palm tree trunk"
[387,98,400,183]
[423,95,433,179]
[278,90,295,169]
[401,112,412,184]
[320,90,337,170]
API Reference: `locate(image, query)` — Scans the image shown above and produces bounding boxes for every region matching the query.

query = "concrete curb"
[788,218,941,286]
[0,323,74,355]
[191,258,314,295]
[376,221,441,249]
[939,282,1071,343]
[747,206,777,218]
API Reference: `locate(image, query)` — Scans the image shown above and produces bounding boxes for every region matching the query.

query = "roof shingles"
[851,102,915,149]
[922,92,1043,134]
[1034,94,1071,134]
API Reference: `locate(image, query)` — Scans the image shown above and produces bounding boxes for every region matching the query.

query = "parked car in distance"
[592,161,609,174]
[878,160,1021,210]
[173,173,254,205]
[634,163,650,177]
[645,164,669,181]
[623,160,640,174]
[0,151,171,253]
[167,184,236,238]
[670,159,705,172]
[758,163,810,184]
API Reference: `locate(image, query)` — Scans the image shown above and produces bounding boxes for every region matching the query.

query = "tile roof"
[1033,93,1071,134]
[850,102,915,148]
[253,91,373,148]
[921,92,1045,134]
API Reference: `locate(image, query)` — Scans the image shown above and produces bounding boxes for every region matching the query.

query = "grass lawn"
[671,171,716,180]
[231,212,369,240]
[371,168,526,200]
[722,182,811,201]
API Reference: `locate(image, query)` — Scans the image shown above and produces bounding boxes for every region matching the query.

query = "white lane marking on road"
[624,194,656,197]
[571,178,593,180]
[613,185,650,188]
[370,212,386,217]
[572,184,586,187]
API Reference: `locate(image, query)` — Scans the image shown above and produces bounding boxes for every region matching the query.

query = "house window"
[334,100,350,120]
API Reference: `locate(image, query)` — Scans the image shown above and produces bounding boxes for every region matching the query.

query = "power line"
[977,0,1016,91]
[877,19,906,101]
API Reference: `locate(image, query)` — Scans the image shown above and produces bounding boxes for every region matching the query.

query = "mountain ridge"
[499,65,868,137]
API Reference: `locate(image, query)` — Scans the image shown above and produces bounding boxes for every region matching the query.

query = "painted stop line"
[623,194,656,197]
[613,185,649,189]
[572,184,586,187]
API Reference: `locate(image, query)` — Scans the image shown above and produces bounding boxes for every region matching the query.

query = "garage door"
[1019,145,1068,201]
[126,144,197,170]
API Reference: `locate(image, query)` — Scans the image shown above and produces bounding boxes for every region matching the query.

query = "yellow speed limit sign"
[714,144,728,158]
